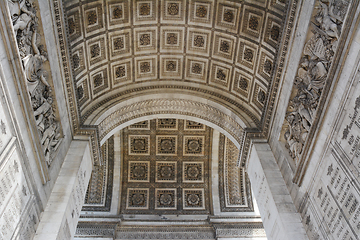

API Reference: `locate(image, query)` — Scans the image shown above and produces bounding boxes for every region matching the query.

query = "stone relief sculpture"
[284,0,349,165]
[8,0,62,166]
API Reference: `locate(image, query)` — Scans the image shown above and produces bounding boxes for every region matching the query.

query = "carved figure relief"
[7,0,62,167]
[283,0,350,165]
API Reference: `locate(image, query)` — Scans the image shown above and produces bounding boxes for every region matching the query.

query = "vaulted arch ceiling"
[63,0,292,131]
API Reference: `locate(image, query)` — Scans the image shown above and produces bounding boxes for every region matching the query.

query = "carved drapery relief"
[7,0,62,166]
[282,0,350,166]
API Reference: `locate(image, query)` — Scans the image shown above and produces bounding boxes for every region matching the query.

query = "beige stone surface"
[1,0,360,239]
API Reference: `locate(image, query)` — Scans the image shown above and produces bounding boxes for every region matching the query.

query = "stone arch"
[89,94,248,149]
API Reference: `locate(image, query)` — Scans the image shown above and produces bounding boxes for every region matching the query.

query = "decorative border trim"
[218,134,253,212]
[82,136,114,212]
[263,0,298,136]
[81,85,261,128]
[97,99,245,148]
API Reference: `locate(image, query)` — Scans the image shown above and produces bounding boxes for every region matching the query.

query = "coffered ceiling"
[120,119,213,215]
[59,1,290,234]
[80,119,254,226]
[82,119,253,213]
[62,0,290,128]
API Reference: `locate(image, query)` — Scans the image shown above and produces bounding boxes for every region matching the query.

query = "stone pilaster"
[247,142,308,240]
[34,139,92,240]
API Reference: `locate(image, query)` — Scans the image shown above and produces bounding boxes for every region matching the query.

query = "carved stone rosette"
[282,0,350,168]
[7,0,62,167]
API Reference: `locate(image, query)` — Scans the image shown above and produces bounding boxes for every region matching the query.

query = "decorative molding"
[75,127,101,166]
[81,85,261,128]
[224,138,246,207]
[115,225,215,239]
[263,0,298,136]
[98,99,245,147]
[53,0,105,166]
[82,136,114,212]
[218,134,253,212]
[215,228,266,238]
[53,0,79,132]
[75,222,116,238]
[75,222,266,239]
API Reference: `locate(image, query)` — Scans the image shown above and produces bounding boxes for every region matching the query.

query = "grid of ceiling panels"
[120,119,212,214]
[63,0,287,123]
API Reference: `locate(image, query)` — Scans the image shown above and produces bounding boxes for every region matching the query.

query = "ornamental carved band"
[7,0,62,167]
[97,99,245,146]
[282,0,350,168]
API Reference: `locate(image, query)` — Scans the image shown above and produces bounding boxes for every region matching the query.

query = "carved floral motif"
[167,3,179,16]
[283,0,349,165]
[195,5,207,18]
[7,0,62,166]
[166,33,177,45]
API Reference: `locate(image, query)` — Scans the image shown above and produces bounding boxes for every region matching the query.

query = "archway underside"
[95,97,245,145]
[63,0,290,133]
[78,118,262,239]
[61,1,292,237]
[82,87,262,128]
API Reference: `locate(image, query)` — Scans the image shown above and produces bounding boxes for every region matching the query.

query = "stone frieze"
[7,0,63,167]
[282,0,351,169]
